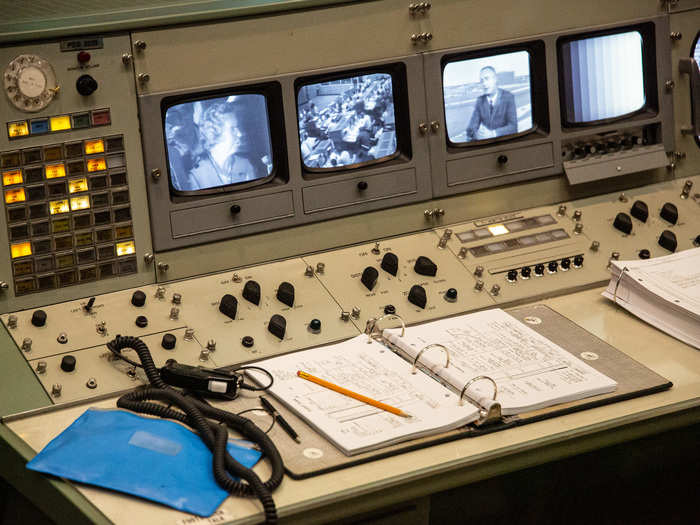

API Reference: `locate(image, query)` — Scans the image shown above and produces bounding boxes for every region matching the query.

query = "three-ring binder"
[460,376,502,425]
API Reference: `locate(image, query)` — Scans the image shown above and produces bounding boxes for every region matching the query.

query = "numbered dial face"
[4,54,58,112]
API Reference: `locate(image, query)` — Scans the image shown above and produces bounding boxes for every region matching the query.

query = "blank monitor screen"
[560,31,645,124]
[164,94,273,192]
[297,72,398,169]
[443,50,533,144]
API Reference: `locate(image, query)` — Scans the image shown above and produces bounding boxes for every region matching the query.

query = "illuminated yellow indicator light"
[70,195,90,211]
[84,139,105,155]
[49,199,70,215]
[487,224,510,236]
[69,177,88,193]
[4,188,26,203]
[87,157,106,172]
[7,121,29,138]
[10,242,32,259]
[49,115,72,132]
[116,240,135,256]
[2,170,23,186]
[45,163,66,179]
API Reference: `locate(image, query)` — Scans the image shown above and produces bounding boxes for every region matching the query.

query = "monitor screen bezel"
[160,81,288,197]
[440,40,547,149]
[557,22,658,128]
[294,63,412,174]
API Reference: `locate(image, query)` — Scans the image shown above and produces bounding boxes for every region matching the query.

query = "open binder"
[245,305,671,479]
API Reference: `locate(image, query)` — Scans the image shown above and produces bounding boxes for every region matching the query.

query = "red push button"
[77,51,91,64]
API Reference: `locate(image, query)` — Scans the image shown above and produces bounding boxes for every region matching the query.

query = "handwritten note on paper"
[384,309,616,415]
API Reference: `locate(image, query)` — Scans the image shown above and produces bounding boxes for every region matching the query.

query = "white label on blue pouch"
[128,431,182,456]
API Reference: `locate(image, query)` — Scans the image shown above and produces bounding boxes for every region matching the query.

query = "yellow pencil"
[297,370,412,418]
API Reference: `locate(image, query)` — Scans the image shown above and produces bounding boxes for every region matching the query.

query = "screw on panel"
[0,281,8,290]
[21,338,32,352]
[458,247,468,259]
[138,73,150,83]
[232,273,242,283]
[340,311,350,322]
[51,384,62,397]
[206,339,216,352]
[155,286,166,298]
[183,328,195,341]
[134,40,147,50]
[7,315,17,329]
[474,280,484,291]
[351,307,361,319]
[172,293,182,305]
[315,262,325,274]
[169,307,179,320]
[557,204,567,216]
[121,53,133,65]
[86,378,97,389]
[96,321,107,336]
[438,237,448,249]
[490,284,501,296]
[474,265,484,278]
[150,168,161,180]
[199,349,209,362]
[419,123,429,135]
[670,31,682,41]
[371,242,381,255]
[573,210,582,221]
[665,80,675,92]
[574,222,584,234]
[590,240,600,251]
[56,333,68,344]
[304,265,314,277]
[36,361,47,374]
[157,262,169,272]
[144,253,154,264]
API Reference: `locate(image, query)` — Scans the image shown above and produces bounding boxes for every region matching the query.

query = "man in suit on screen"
[466,66,518,141]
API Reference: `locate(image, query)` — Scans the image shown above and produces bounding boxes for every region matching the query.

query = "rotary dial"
[4,54,59,112]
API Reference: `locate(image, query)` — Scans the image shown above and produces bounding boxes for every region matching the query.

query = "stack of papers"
[602,248,700,349]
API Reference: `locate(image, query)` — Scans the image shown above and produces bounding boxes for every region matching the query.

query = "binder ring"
[459,376,497,406]
[612,266,629,305]
[411,344,450,374]
[365,314,406,340]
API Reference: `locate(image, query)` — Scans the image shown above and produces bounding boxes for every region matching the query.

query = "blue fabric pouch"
[26,408,262,516]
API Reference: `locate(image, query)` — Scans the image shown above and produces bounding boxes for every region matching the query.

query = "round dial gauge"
[4,54,59,112]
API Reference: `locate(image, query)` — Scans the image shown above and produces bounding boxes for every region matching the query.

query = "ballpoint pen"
[260,396,301,443]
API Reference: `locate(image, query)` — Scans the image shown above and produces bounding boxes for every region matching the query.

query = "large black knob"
[268,314,286,340]
[658,230,677,252]
[76,74,98,96]
[161,333,176,350]
[413,256,437,277]
[613,212,633,234]
[660,202,678,225]
[131,290,146,307]
[31,310,47,327]
[242,280,261,306]
[638,249,651,259]
[360,266,379,291]
[630,200,649,222]
[694,234,700,247]
[218,294,238,320]
[407,285,427,309]
[380,252,399,276]
[60,355,76,372]
[276,282,295,307]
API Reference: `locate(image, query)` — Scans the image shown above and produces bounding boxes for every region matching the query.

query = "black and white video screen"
[164,95,273,192]
[443,50,533,143]
[560,31,645,124]
[297,72,397,169]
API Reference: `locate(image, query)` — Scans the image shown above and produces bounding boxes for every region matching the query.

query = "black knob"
[242,335,255,348]
[276,281,295,307]
[444,288,458,302]
[507,269,518,282]
[242,280,261,305]
[381,253,399,276]
[76,74,98,96]
[560,258,571,270]
[360,266,379,291]
[309,318,322,333]
[407,285,427,309]
[630,200,649,223]
[84,297,95,312]
[135,315,148,328]
[660,202,678,225]
[384,304,396,315]
[573,255,584,268]
[658,230,677,252]
[161,333,176,350]
[534,264,545,276]
[31,310,47,327]
[694,234,700,246]
[131,290,146,307]
[638,249,651,259]
[413,256,437,277]
[60,355,76,372]
[613,212,633,234]
[230,204,241,215]
[497,154,508,165]
[547,261,558,273]
[574,146,586,158]
[521,266,532,279]
[357,181,368,191]
[218,294,238,320]
[268,314,286,340]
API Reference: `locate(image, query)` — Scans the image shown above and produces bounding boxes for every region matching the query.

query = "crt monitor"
[442,49,535,145]
[163,94,274,194]
[296,70,402,171]
[558,24,657,126]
